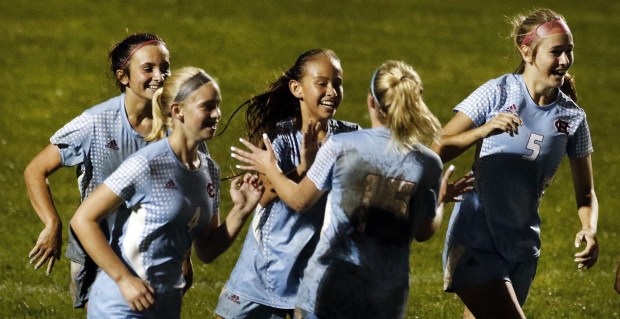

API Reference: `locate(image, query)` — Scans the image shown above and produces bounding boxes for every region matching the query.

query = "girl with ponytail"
[230,60,469,318]
[434,8,599,318]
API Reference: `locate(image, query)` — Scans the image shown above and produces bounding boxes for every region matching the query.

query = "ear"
[289,79,303,100]
[519,45,534,63]
[170,102,183,121]
[116,69,129,86]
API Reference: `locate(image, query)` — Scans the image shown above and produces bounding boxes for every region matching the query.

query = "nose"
[559,52,571,66]
[212,107,222,120]
[326,84,338,97]
[153,68,165,82]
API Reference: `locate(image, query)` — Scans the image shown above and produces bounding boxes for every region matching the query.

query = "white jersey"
[443,74,593,263]
[105,138,220,286]
[296,127,442,319]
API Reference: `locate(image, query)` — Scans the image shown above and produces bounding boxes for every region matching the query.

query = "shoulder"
[415,144,442,170]
[83,95,124,116]
[327,119,361,133]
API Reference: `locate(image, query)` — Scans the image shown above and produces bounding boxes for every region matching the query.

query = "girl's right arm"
[70,185,155,311]
[431,111,522,163]
[24,144,64,275]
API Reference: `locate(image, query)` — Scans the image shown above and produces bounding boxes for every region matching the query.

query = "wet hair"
[147,67,214,141]
[510,8,577,101]
[108,33,167,93]
[370,60,441,152]
[244,49,340,147]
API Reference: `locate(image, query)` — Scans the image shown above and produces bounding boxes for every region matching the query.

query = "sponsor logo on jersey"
[164,179,178,189]
[227,293,241,304]
[505,103,518,114]
[105,139,119,150]
[207,182,215,198]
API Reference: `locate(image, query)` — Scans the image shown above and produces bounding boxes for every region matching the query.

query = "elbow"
[194,250,217,264]
[414,229,436,242]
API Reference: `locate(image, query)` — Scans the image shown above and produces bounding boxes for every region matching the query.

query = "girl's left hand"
[574,227,599,269]
[230,173,263,213]
[232,135,279,175]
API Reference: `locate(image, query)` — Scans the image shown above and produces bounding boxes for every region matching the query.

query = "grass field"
[1,0,619,318]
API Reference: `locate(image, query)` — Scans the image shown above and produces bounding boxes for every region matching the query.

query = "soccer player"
[215,49,360,318]
[70,67,263,318]
[23,33,186,309]
[232,60,468,319]
[433,8,599,318]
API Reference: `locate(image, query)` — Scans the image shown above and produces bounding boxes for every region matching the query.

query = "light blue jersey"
[222,118,359,309]
[50,94,152,264]
[443,74,593,264]
[88,138,219,319]
[296,127,442,319]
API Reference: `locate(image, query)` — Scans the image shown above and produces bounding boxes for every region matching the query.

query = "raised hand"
[231,134,279,175]
[440,165,475,203]
[230,173,264,214]
[299,120,321,171]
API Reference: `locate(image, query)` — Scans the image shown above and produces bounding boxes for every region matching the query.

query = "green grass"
[1,0,619,318]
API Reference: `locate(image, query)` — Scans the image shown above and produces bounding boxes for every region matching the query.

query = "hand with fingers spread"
[481,112,523,138]
[28,224,62,275]
[117,274,155,311]
[574,227,598,269]
[440,165,475,203]
[230,173,264,215]
[231,134,280,176]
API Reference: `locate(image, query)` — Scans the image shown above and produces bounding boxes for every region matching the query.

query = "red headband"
[521,19,571,46]
[119,39,161,70]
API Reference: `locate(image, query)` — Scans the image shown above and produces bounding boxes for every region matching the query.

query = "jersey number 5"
[522,133,544,161]
[356,174,415,233]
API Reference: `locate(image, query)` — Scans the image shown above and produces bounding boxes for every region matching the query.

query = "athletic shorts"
[443,245,538,305]
[87,271,183,319]
[70,259,99,308]
[215,286,293,319]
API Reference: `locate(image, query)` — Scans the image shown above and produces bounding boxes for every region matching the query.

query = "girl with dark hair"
[24,33,171,308]
[215,49,360,318]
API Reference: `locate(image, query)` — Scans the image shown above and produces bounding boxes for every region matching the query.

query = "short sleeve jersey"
[50,95,154,263]
[296,127,442,318]
[224,118,360,308]
[445,74,593,262]
[105,138,220,287]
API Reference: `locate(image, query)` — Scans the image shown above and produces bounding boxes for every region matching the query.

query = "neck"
[168,131,201,170]
[522,70,558,106]
[124,92,153,136]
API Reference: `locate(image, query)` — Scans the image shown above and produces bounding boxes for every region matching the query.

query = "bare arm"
[570,155,599,269]
[194,174,264,263]
[23,144,64,275]
[232,135,325,212]
[414,165,474,242]
[70,185,155,311]
[431,111,522,163]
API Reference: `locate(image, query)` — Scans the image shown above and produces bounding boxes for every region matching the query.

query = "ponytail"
[146,88,171,142]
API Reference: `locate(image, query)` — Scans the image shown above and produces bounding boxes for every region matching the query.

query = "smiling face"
[523,33,574,91]
[290,54,343,123]
[179,81,222,142]
[120,44,171,102]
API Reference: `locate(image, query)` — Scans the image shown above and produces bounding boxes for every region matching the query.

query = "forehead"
[304,55,343,78]
[187,82,221,104]
[538,33,574,49]
[129,44,170,65]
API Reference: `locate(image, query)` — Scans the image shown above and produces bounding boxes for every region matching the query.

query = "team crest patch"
[555,119,570,135]
[227,293,241,304]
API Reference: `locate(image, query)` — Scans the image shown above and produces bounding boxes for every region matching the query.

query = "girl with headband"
[71,67,263,318]
[231,60,471,318]
[23,33,185,310]
[215,49,360,319]
[433,8,599,318]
